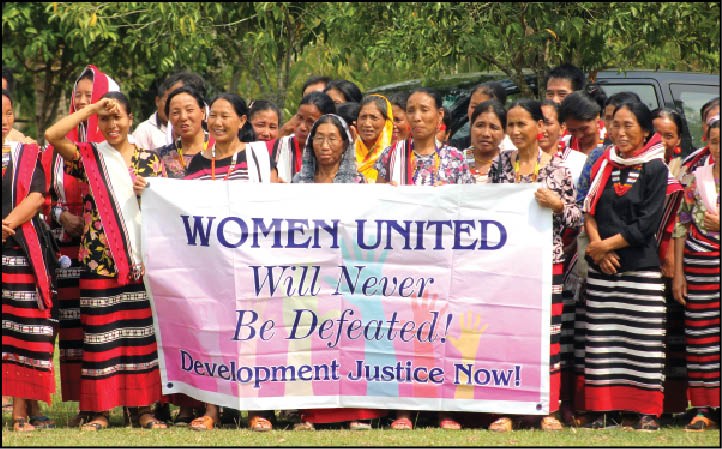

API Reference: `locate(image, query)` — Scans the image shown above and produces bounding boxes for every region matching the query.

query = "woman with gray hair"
[293,114,365,184]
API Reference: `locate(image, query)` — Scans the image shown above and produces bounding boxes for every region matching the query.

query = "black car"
[369,70,720,154]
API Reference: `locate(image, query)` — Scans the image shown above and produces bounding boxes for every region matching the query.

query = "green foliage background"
[2,2,720,142]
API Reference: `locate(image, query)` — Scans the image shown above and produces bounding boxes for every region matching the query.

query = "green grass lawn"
[2,344,720,447]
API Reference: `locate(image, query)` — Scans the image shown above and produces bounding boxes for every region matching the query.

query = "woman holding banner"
[45,92,166,430]
[292,114,388,430]
[374,87,472,430]
[580,100,669,431]
[487,98,581,432]
[183,93,274,431]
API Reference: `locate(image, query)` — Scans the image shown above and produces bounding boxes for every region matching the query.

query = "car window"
[598,83,661,112]
[669,84,720,149]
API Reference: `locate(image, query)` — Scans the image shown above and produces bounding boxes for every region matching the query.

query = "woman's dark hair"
[584,83,607,110]
[508,98,544,122]
[209,93,255,142]
[701,96,720,122]
[470,100,507,129]
[101,91,131,115]
[656,107,694,154]
[299,91,336,116]
[360,95,389,120]
[605,91,641,110]
[471,81,507,106]
[655,108,684,136]
[249,99,282,124]
[388,91,409,111]
[309,115,351,147]
[408,87,443,110]
[336,102,361,128]
[614,101,655,140]
[2,67,14,93]
[540,99,560,122]
[324,79,363,104]
[77,68,94,83]
[706,116,720,139]
[302,75,331,94]
[164,85,205,118]
[162,71,207,100]
[559,91,601,122]
[2,89,13,106]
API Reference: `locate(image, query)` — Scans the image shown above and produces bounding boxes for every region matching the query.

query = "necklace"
[514,148,542,183]
[209,143,241,181]
[408,140,441,185]
[612,164,641,196]
[177,133,209,170]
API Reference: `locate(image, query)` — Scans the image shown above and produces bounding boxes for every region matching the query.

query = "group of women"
[2,66,719,434]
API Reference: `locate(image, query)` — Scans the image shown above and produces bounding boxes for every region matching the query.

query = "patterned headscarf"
[294,114,360,183]
[355,94,394,182]
[68,65,120,143]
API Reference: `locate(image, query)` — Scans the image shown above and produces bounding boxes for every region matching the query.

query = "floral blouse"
[65,144,164,277]
[673,173,721,243]
[373,143,474,185]
[157,136,210,179]
[488,150,581,264]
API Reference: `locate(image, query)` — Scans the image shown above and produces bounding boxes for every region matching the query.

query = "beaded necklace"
[611,164,641,196]
[514,148,542,183]
[176,133,210,170]
[407,140,441,185]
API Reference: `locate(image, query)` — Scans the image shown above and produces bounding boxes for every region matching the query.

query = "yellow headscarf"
[355,94,393,182]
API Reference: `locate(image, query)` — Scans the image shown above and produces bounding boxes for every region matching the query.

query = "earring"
[673,145,682,155]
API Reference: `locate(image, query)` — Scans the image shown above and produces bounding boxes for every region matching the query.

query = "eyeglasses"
[312,135,341,145]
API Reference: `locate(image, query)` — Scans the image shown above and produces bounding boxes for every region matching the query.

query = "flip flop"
[249,415,273,432]
[439,418,461,430]
[13,417,36,433]
[190,415,215,431]
[390,417,413,430]
[349,420,372,430]
[81,415,109,431]
[29,415,56,429]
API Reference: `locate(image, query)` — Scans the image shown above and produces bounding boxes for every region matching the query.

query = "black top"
[588,158,668,272]
[2,157,46,248]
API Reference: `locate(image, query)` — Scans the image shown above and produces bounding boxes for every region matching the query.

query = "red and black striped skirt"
[78,271,162,412]
[1,245,55,404]
[683,240,720,408]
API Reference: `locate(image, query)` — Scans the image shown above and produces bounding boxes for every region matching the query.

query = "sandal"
[190,415,215,431]
[249,415,273,432]
[13,417,36,432]
[439,418,461,430]
[293,421,315,431]
[81,414,109,431]
[138,413,168,429]
[685,415,717,432]
[541,415,563,431]
[29,415,56,429]
[349,420,372,430]
[390,417,413,430]
[489,416,513,432]
[69,412,94,428]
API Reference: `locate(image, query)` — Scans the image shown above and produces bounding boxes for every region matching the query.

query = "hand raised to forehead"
[94,97,122,115]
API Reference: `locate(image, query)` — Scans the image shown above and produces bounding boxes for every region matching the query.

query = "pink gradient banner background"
[142,179,552,414]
